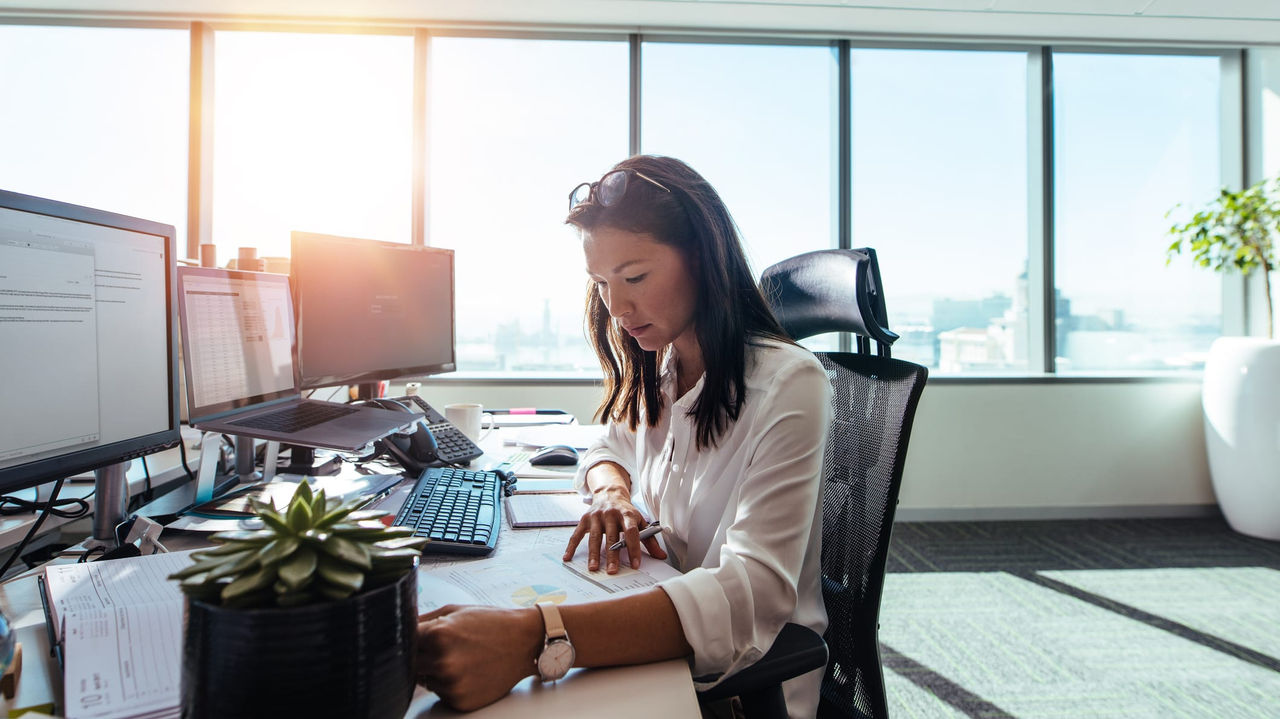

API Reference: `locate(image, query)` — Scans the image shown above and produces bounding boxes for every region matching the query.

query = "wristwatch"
[534,601,575,682]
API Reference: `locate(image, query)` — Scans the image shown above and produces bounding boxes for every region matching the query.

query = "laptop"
[177,266,416,451]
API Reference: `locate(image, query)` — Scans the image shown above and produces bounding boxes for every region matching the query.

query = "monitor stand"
[133,433,241,524]
[276,445,342,476]
[234,435,261,486]
[87,456,233,551]
[91,461,130,547]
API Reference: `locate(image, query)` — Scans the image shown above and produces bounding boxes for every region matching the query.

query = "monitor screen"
[177,267,298,422]
[291,232,456,390]
[0,189,180,495]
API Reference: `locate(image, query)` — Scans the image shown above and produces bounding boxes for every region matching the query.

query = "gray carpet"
[877,518,1280,718]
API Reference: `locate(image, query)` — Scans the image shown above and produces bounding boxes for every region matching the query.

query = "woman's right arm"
[563,460,667,572]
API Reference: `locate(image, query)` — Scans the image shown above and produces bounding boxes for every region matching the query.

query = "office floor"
[878,518,1280,718]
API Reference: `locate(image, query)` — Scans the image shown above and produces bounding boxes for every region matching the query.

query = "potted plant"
[1167,175,1280,540]
[169,482,428,718]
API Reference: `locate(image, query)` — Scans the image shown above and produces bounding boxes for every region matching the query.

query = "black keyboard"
[230,402,357,432]
[394,467,501,556]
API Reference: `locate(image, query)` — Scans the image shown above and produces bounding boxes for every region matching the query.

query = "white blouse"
[575,338,832,718]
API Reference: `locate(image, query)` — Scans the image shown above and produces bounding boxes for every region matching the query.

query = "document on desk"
[504,493,587,528]
[508,424,606,451]
[416,548,681,614]
[42,550,196,719]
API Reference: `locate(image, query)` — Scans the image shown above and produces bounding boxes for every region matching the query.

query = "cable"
[177,439,197,483]
[141,455,154,503]
[78,545,107,563]
[0,491,91,519]
[0,477,66,577]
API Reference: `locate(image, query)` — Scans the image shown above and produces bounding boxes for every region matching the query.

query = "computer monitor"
[0,189,180,540]
[291,231,456,394]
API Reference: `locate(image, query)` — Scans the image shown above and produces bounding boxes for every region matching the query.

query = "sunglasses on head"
[569,169,670,210]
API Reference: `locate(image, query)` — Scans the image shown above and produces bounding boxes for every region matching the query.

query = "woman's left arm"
[417,587,693,711]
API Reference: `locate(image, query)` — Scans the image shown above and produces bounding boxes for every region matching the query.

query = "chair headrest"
[760,248,899,346]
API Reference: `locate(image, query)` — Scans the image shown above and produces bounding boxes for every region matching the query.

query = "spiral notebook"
[504,493,588,527]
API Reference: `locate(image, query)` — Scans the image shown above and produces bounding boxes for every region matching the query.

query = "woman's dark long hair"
[566,155,790,449]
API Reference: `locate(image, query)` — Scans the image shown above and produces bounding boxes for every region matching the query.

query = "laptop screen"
[178,267,298,420]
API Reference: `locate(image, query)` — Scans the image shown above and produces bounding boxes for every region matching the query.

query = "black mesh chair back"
[761,248,928,719]
[815,353,925,718]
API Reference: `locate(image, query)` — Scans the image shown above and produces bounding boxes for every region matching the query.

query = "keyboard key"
[230,402,357,432]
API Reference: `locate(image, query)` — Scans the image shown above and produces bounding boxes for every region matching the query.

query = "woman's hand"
[416,604,542,711]
[563,464,667,573]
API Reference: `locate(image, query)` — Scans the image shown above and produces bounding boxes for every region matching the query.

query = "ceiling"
[0,0,1276,44]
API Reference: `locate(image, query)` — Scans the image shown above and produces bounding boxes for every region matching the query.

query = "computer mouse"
[529,444,580,467]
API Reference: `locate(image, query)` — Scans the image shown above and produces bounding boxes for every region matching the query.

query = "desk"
[0,429,700,718]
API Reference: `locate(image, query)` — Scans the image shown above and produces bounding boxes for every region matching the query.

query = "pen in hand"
[609,522,662,552]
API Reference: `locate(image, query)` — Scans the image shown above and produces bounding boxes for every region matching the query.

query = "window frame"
[0,15,1251,383]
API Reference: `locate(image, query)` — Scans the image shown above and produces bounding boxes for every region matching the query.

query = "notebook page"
[62,602,182,719]
[43,549,196,640]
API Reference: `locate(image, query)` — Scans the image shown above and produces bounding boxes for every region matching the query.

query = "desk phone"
[391,395,485,465]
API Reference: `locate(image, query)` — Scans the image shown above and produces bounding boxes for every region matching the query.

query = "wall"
[411,378,1215,521]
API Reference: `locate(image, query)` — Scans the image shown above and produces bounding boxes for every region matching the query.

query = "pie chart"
[511,584,568,607]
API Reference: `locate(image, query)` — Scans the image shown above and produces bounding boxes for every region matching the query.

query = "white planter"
[1202,336,1280,541]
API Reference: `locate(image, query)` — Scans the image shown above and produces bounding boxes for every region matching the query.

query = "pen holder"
[179,566,417,719]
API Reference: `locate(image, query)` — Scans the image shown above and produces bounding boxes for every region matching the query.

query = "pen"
[609,522,662,551]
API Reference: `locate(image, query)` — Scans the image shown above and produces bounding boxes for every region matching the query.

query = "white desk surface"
[0,429,701,718]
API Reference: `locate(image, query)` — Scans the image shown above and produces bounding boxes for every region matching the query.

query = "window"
[0,25,188,247]
[1053,52,1223,372]
[641,41,838,349]
[850,48,1030,372]
[427,36,629,375]
[0,19,1246,381]
[642,42,838,275]
[212,31,413,261]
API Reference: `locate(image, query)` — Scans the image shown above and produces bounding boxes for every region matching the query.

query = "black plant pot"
[181,568,417,719]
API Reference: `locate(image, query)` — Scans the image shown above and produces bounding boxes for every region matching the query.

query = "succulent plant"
[169,481,428,609]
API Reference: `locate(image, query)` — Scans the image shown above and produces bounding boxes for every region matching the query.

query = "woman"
[416,155,831,718]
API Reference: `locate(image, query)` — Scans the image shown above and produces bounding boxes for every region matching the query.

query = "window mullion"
[1029,46,1053,374]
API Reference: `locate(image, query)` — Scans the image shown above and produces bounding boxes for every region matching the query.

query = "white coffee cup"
[444,402,495,442]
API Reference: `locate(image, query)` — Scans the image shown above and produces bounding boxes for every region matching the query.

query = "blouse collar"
[660,346,706,410]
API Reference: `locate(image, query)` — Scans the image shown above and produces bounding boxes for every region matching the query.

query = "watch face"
[537,639,575,681]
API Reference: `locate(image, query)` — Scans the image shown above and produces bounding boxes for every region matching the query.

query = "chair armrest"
[697,623,828,702]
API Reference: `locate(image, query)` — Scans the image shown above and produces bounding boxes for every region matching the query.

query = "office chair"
[698,248,928,719]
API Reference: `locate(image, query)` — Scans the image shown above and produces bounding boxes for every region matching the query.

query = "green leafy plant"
[1167,176,1280,339]
[169,482,427,609]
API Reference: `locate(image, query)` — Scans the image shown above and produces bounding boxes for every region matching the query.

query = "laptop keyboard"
[394,467,501,556]
[229,402,358,433]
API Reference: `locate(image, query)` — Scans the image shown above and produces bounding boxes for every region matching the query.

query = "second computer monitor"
[291,231,456,391]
